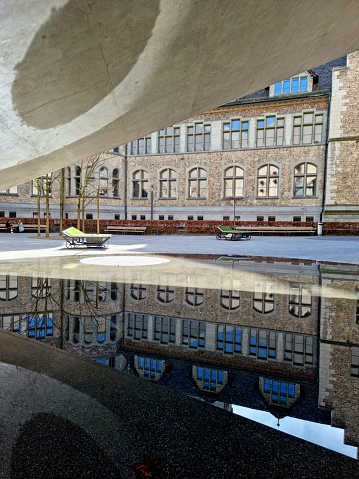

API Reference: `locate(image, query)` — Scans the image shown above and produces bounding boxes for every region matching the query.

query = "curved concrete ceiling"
[2,0,359,189]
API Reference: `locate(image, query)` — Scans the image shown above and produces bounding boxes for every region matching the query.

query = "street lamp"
[150,184,154,220]
[96,187,106,234]
[233,195,244,228]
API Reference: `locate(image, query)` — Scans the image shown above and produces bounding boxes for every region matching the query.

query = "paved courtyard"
[0,233,358,264]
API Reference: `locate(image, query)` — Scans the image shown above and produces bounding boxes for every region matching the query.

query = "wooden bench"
[0,223,46,233]
[105,225,147,235]
[23,224,47,232]
[234,226,316,236]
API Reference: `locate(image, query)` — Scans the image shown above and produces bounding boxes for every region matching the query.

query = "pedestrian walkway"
[0,233,358,264]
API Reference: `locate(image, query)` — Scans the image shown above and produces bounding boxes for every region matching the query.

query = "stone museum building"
[1,51,359,228]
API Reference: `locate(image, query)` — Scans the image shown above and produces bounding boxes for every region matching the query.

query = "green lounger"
[216,226,251,241]
[63,227,112,248]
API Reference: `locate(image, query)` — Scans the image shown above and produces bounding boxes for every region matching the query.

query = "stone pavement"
[0,233,358,264]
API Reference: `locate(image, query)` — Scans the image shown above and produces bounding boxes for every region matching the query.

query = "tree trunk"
[45,174,50,238]
[59,169,64,234]
[77,195,81,229]
[81,196,85,232]
[37,185,41,237]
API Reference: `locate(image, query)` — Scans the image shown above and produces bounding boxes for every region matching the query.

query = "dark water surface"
[1,255,359,475]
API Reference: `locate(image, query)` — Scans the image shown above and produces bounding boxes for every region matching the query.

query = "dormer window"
[271,73,311,96]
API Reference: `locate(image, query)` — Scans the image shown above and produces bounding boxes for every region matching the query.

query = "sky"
[232,405,357,459]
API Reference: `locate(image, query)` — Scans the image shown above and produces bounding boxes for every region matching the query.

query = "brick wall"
[62,218,359,235]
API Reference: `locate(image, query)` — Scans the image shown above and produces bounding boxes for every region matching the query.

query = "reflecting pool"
[1,254,359,477]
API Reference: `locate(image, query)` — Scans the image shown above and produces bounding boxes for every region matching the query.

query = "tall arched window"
[220,290,240,311]
[257,164,279,197]
[223,165,244,198]
[159,168,177,199]
[188,167,207,199]
[132,170,149,198]
[293,162,317,197]
[74,166,81,196]
[288,284,312,318]
[32,176,49,196]
[112,169,119,197]
[66,167,72,196]
[99,167,109,196]
[252,282,275,314]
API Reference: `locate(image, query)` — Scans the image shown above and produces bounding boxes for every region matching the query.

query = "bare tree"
[34,171,61,237]
[75,154,106,231]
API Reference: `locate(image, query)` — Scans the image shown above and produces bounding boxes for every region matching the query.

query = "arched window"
[112,169,119,197]
[223,165,244,198]
[130,284,147,301]
[260,378,300,407]
[293,162,317,197]
[188,167,207,199]
[156,285,175,303]
[252,282,275,314]
[288,284,312,318]
[99,167,109,196]
[132,169,149,198]
[220,290,240,311]
[185,288,204,307]
[193,366,226,393]
[159,168,177,199]
[0,275,18,301]
[74,166,81,196]
[66,167,72,196]
[32,176,50,196]
[257,164,279,197]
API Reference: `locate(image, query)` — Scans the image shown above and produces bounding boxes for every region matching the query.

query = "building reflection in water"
[1,259,359,457]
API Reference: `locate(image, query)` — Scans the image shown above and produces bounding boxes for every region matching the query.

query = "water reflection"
[1,258,359,459]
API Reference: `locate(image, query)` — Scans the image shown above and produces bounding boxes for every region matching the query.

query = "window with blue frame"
[217,324,242,354]
[249,329,276,360]
[274,75,308,95]
[262,378,297,406]
[195,367,225,392]
[137,356,164,379]
[27,315,53,339]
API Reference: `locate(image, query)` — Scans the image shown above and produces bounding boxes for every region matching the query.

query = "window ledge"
[187,197,208,200]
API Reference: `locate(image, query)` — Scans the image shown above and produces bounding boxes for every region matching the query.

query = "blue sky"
[232,405,357,459]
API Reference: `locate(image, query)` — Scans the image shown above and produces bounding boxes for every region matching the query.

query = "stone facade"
[324,51,359,221]
[3,53,359,228]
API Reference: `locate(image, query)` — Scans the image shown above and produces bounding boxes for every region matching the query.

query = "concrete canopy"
[1,0,359,190]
